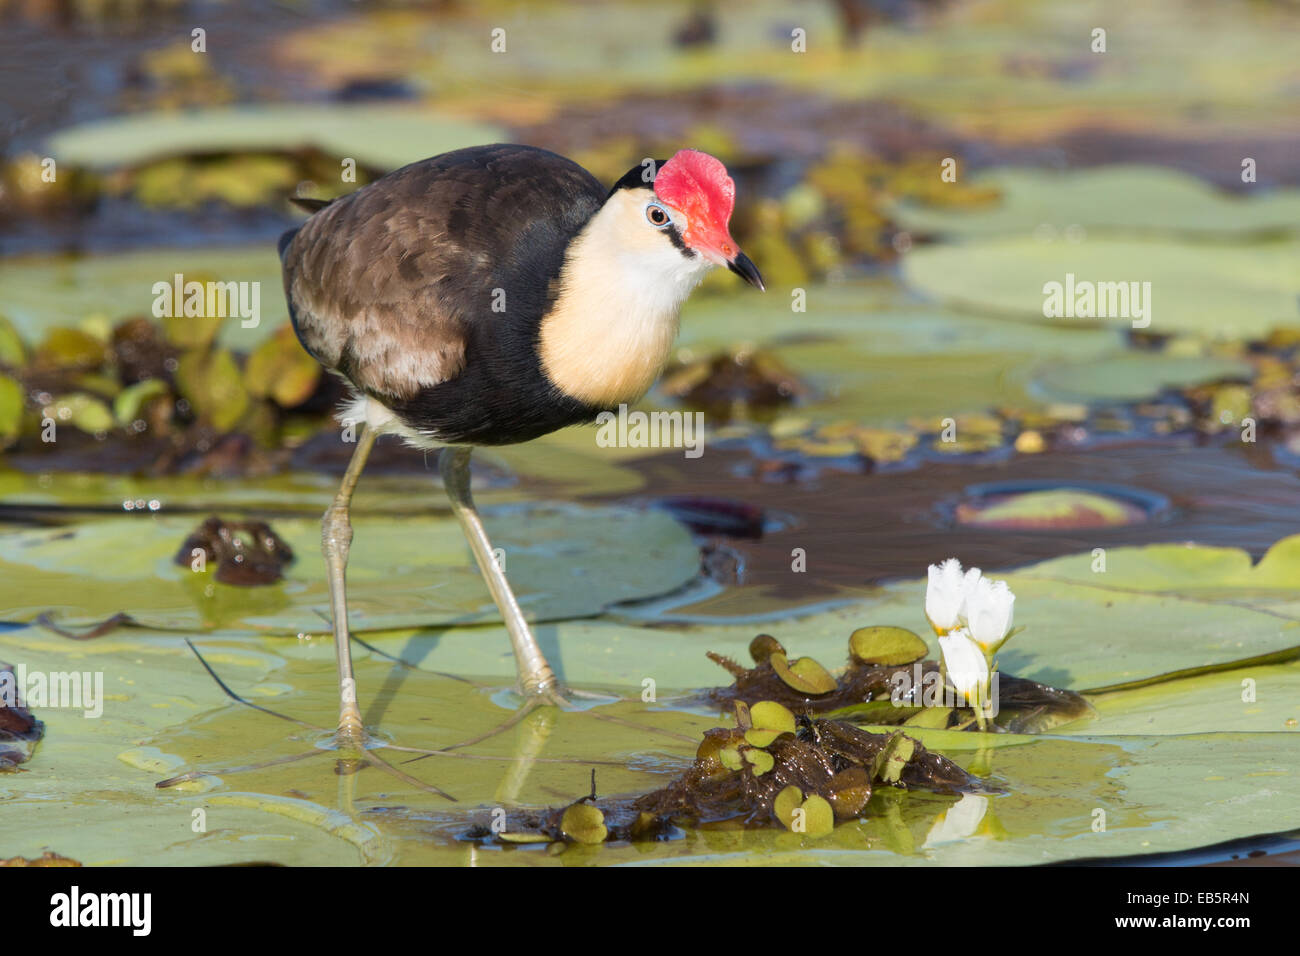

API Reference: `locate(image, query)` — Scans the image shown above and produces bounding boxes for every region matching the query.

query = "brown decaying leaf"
[173,515,295,586]
[0,852,81,867]
[0,662,45,770]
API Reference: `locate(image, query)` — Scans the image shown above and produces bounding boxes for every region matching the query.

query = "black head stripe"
[664,222,696,258]
[609,159,669,196]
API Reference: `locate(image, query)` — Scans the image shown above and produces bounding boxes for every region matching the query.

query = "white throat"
[539,191,712,406]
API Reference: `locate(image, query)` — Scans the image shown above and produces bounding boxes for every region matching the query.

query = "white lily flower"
[925,558,972,633]
[923,793,990,847]
[965,577,1015,653]
[937,628,990,707]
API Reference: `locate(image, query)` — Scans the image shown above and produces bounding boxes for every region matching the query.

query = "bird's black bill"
[728,251,765,291]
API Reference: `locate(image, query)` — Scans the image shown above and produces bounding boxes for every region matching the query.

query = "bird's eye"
[645,204,670,228]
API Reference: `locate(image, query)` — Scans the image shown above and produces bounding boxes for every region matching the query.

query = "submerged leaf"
[827,768,873,820]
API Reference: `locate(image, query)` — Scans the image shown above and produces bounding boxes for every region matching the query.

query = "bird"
[279,143,764,746]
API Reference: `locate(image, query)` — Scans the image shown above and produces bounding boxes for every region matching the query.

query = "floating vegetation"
[0,663,44,770]
[173,516,296,587]
[484,701,989,848]
[659,348,808,423]
[0,310,336,474]
[706,632,1089,735]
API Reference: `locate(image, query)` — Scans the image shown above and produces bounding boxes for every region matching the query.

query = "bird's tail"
[290,196,334,214]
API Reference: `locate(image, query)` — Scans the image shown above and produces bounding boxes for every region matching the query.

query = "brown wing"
[280,144,605,400]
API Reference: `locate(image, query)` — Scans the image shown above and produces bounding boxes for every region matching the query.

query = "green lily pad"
[46,104,504,174]
[1034,354,1251,403]
[339,530,1300,698]
[3,619,1299,865]
[890,166,1300,240]
[0,506,699,634]
[0,248,286,352]
[903,236,1300,340]
[993,536,1300,692]
[955,489,1148,530]
[1063,660,1300,736]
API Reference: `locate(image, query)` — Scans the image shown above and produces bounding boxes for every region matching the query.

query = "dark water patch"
[613,440,1300,617]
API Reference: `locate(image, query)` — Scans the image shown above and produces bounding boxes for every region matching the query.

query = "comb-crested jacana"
[279,144,763,744]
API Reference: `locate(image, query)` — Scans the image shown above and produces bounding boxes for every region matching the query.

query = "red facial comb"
[653,149,736,228]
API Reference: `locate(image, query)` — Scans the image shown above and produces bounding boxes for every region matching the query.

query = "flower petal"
[938,629,990,705]
[926,558,967,632]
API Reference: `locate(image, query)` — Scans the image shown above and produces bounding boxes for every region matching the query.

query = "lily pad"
[47,104,504,174]
[890,166,1300,240]
[2,615,1299,865]
[1062,660,1300,736]
[903,236,1300,340]
[954,489,1148,530]
[0,248,286,351]
[0,506,699,634]
[1034,353,1251,403]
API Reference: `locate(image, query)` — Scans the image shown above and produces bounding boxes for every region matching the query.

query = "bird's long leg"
[439,446,563,703]
[324,425,378,745]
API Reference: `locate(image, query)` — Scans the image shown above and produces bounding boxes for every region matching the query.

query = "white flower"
[964,576,1015,653]
[938,628,990,707]
[924,793,989,847]
[926,559,978,633]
